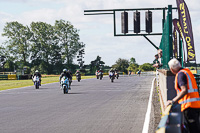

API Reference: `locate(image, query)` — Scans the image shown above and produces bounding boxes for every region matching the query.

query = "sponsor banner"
[176,0,196,61]
[173,27,178,58]
[173,19,184,40]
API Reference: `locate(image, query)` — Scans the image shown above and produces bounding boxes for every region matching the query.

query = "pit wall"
[157,69,176,113]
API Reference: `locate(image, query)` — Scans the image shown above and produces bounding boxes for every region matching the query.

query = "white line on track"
[142,77,156,133]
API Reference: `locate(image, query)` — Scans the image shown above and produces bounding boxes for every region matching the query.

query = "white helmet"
[63,69,67,72]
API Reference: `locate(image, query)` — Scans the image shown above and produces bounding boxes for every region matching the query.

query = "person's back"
[75,70,81,77]
[60,69,71,81]
[60,72,71,79]
[34,71,41,78]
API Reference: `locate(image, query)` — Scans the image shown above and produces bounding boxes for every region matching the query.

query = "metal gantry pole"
[113,11,116,36]
[84,6,177,50]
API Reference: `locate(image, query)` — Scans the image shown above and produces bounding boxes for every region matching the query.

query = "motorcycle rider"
[99,69,103,73]
[98,69,103,75]
[75,70,81,80]
[129,70,132,76]
[115,69,119,78]
[75,70,80,75]
[33,70,42,86]
[137,70,141,76]
[75,70,81,77]
[98,69,103,79]
[109,68,115,79]
[59,69,72,89]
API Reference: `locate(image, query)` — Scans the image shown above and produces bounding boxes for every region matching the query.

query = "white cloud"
[19,8,59,25]
[0,12,15,44]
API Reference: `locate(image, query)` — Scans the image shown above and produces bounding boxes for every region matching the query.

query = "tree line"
[88,56,155,74]
[0,20,85,74]
[0,19,155,75]
[112,57,155,74]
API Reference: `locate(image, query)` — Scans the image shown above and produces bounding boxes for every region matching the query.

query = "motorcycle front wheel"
[63,86,68,94]
[35,82,39,89]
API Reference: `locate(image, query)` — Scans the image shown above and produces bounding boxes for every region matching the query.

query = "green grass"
[0,76,96,91]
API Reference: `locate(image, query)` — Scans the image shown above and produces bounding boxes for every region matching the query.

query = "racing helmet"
[63,69,67,72]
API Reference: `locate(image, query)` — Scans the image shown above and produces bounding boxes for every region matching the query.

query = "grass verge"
[0,75,96,91]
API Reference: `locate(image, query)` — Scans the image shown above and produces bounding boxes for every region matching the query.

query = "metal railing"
[0,72,16,75]
[156,104,182,133]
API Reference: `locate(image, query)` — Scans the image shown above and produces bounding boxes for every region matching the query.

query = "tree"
[0,46,6,71]
[127,57,139,73]
[30,21,60,74]
[89,55,105,73]
[112,58,129,74]
[3,59,15,72]
[139,63,154,71]
[1,20,86,74]
[128,63,139,73]
[2,21,32,65]
[129,57,138,65]
[0,46,5,56]
[54,20,85,66]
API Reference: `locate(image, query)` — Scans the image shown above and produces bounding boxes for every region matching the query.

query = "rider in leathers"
[109,68,115,79]
[59,69,72,89]
[33,70,42,86]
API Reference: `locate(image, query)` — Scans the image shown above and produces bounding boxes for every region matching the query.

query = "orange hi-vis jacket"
[175,68,200,112]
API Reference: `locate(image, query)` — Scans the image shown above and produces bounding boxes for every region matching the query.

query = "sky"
[0,0,200,66]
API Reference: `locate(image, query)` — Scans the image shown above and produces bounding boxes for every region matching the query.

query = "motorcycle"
[137,70,141,76]
[76,73,81,82]
[98,72,103,80]
[33,76,40,89]
[96,72,99,79]
[61,77,70,94]
[129,71,132,76]
[109,72,115,83]
[115,72,119,79]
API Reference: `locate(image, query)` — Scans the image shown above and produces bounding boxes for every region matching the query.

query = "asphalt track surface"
[0,75,154,133]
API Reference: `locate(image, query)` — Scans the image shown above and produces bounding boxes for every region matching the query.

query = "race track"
[0,75,154,133]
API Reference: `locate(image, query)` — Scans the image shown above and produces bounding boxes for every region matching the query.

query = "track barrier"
[156,104,182,133]
[8,75,17,80]
[0,75,8,80]
[155,69,200,133]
